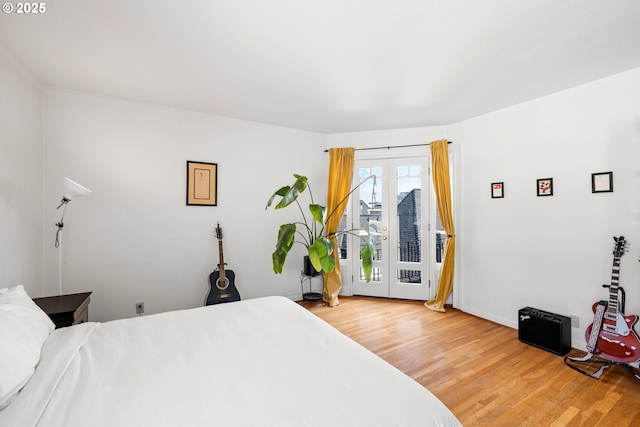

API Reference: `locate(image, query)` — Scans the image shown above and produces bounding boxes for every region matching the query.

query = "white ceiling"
[1,0,640,133]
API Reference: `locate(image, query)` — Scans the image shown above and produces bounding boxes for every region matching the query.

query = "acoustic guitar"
[205,223,241,305]
[584,236,640,363]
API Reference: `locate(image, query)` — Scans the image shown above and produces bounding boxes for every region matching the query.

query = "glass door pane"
[352,162,388,297]
[390,158,429,300]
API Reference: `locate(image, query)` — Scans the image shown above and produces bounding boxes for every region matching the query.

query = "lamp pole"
[54,178,91,296]
[55,197,70,296]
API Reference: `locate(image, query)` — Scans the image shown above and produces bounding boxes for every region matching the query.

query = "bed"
[0,285,461,426]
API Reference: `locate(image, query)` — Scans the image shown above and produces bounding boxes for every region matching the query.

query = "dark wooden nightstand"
[33,292,92,328]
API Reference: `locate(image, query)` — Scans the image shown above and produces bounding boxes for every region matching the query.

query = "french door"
[349,157,432,300]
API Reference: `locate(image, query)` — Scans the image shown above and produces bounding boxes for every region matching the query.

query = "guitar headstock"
[215,222,223,240]
[613,236,628,257]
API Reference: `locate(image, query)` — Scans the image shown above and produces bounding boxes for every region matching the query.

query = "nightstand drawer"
[33,292,92,328]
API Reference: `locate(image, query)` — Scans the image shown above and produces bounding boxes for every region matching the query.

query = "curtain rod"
[324,141,452,153]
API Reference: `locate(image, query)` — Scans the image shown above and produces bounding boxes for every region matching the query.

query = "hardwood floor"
[303,297,640,427]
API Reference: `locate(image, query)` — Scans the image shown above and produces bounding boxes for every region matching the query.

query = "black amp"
[518,307,571,355]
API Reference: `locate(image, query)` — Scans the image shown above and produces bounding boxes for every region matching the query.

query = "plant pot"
[303,255,321,277]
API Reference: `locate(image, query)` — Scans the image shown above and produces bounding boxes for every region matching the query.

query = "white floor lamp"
[55,178,92,296]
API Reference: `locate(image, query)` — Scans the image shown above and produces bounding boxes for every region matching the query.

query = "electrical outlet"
[136,302,144,315]
[570,315,579,328]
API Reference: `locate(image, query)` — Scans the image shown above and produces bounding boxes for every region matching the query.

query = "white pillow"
[0,288,8,294]
[0,285,55,410]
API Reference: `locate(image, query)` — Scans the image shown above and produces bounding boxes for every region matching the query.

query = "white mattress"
[1,296,461,426]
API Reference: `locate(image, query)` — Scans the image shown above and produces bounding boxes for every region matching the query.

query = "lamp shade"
[63,178,92,199]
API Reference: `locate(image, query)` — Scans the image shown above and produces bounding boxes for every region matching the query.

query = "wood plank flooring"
[303,297,640,427]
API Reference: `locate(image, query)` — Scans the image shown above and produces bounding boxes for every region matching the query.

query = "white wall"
[0,46,43,296]
[451,67,640,350]
[328,126,449,151]
[42,89,327,321]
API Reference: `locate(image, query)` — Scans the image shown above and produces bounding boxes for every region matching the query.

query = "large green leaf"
[308,203,325,226]
[360,230,375,282]
[307,242,321,272]
[271,223,296,274]
[275,175,307,209]
[308,237,335,273]
[265,186,290,209]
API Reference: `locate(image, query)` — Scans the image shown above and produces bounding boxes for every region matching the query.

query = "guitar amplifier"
[518,307,571,355]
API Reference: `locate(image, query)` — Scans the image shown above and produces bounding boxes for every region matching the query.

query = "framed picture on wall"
[591,171,613,193]
[491,182,504,198]
[186,161,218,206]
[536,178,553,197]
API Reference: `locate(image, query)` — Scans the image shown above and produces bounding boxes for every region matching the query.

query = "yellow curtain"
[323,147,355,307]
[425,139,455,313]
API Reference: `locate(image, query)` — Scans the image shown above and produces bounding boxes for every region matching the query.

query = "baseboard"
[459,304,517,329]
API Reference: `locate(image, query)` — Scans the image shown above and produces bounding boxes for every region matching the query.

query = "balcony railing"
[398,240,421,263]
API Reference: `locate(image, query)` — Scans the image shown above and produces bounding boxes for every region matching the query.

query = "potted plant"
[265,174,375,282]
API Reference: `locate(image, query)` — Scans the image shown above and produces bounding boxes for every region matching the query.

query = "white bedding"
[1,296,461,426]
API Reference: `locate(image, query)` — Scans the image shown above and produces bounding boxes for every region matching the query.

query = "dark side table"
[33,292,92,328]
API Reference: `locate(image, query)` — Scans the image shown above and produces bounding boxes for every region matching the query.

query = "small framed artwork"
[491,182,504,198]
[536,178,553,197]
[592,171,613,193]
[186,161,218,206]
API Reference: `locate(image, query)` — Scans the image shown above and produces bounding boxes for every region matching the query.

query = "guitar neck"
[606,256,621,317]
[218,239,226,280]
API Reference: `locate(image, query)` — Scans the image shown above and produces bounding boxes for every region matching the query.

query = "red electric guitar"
[584,236,640,363]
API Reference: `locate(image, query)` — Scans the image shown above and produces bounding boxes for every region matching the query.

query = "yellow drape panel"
[425,139,455,313]
[323,147,355,307]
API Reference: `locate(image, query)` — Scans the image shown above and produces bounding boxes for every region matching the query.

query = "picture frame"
[591,171,613,193]
[536,178,553,197]
[491,182,504,199]
[186,161,218,206]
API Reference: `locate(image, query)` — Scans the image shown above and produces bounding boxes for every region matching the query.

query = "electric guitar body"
[584,236,640,363]
[585,305,640,363]
[205,223,241,305]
